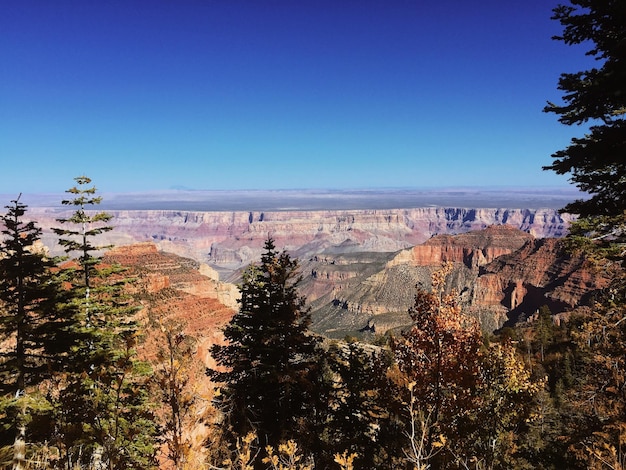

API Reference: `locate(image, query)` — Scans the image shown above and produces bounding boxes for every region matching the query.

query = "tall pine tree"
[543,0,626,247]
[543,3,626,466]
[0,196,69,467]
[0,196,56,399]
[52,176,157,470]
[322,341,392,468]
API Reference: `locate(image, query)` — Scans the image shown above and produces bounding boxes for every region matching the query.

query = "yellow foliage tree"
[468,342,545,469]
[391,263,482,468]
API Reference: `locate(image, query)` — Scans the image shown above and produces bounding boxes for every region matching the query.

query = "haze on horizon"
[1,1,591,195]
[10,187,583,212]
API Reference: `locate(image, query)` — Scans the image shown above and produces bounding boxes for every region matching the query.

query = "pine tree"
[209,238,320,460]
[543,0,626,221]
[52,176,117,390]
[323,341,391,468]
[543,3,626,466]
[52,175,113,305]
[0,196,55,396]
[543,0,626,263]
[0,196,65,466]
[52,176,158,469]
[535,305,555,363]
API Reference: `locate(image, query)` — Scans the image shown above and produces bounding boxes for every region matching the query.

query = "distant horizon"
[8,186,584,212]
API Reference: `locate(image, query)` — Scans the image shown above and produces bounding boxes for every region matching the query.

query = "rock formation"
[103,242,238,310]
[390,224,535,269]
[303,226,607,337]
[474,237,610,322]
[23,206,595,338]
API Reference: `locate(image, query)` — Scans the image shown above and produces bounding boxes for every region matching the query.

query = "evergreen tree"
[322,341,391,468]
[535,305,555,363]
[53,175,114,302]
[52,176,157,469]
[543,0,626,222]
[0,196,55,396]
[0,196,66,465]
[209,238,320,461]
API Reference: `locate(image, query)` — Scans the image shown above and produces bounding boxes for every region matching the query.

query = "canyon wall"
[102,243,237,370]
[93,227,606,341]
[30,207,573,277]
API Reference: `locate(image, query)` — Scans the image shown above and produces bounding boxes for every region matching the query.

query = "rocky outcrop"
[391,225,534,269]
[305,226,607,337]
[102,243,237,371]
[307,226,533,334]
[103,242,239,310]
[474,237,610,322]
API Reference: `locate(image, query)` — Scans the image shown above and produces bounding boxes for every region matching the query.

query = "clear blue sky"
[0,0,592,194]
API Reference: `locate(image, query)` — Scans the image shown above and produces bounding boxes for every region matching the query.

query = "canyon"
[15,201,610,341]
[75,210,606,462]
[22,204,606,340]
[91,223,606,343]
[303,225,609,337]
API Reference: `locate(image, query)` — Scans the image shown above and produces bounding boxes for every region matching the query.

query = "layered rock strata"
[474,237,610,320]
[30,207,573,277]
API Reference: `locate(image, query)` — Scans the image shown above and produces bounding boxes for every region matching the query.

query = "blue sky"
[0,0,592,194]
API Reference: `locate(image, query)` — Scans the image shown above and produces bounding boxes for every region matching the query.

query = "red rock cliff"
[402,225,534,269]
[102,243,237,368]
[473,237,610,320]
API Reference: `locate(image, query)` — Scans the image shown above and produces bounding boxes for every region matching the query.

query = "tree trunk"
[12,417,26,470]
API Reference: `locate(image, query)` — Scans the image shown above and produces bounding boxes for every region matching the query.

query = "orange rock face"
[102,243,236,368]
[407,225,534,268]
